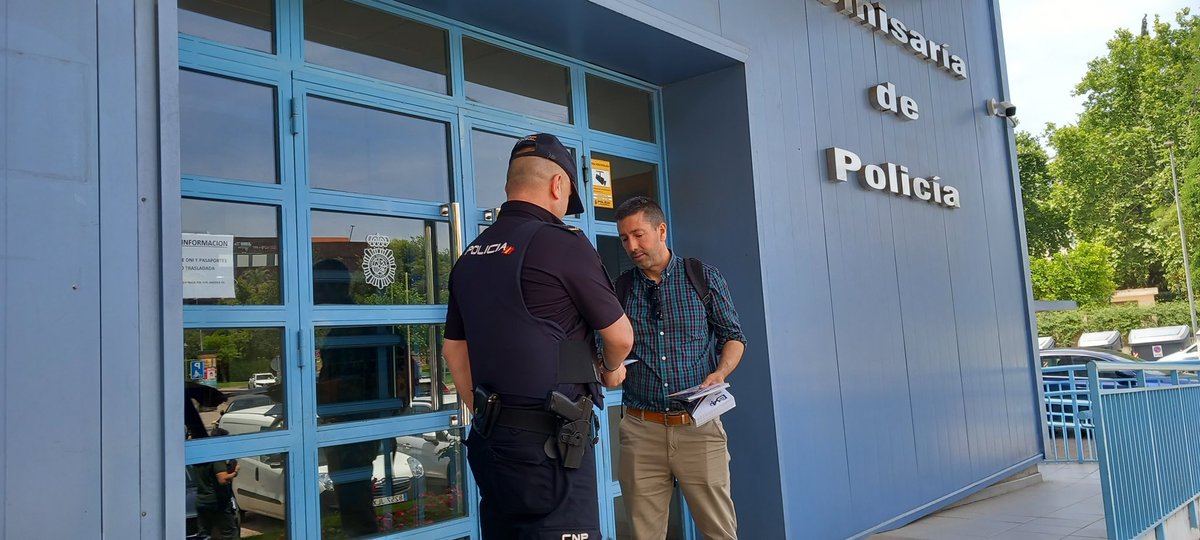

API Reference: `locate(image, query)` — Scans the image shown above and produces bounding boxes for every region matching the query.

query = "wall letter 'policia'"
[825,147,960,209]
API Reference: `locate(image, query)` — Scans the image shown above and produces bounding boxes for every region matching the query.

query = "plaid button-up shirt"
[622,254,746,411]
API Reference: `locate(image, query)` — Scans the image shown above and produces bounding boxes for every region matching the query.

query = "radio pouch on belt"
[473,387,501,439]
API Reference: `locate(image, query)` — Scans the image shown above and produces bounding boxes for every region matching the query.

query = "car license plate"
[373,493,408,507]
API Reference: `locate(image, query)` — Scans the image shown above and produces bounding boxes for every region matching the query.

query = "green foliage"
[1035,301,1196,347]
[183,328,281,383]
[1029,241,1117,306]
[1016,131,1068,257]
[1042,9,1200,292]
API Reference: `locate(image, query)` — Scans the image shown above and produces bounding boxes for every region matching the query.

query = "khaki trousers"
[617,413,737,540]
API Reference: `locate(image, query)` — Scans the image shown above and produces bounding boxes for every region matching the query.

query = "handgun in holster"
[473,387,501,439]
[547,391,596,469]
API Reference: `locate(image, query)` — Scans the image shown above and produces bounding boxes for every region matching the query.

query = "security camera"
[987,98,1017,118]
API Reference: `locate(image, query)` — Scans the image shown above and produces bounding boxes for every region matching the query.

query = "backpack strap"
[615,268,635,310]
[684,257,713,309]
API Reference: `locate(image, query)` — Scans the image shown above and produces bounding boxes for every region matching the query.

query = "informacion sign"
[190,361,204,380]
[591,158,614,209]
[182,233,236,299]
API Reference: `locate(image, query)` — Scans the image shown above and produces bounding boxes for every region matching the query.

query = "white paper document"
[668,382,730,402]
[688,388,735,427]
[622,358,640,367]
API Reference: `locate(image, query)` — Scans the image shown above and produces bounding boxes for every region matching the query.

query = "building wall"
[2,1,171,538]
[0,0,1038,538]
[2,1,102,537]
[645,0,1040,537]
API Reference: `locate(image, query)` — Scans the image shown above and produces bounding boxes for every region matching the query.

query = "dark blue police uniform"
[446,192,624,539]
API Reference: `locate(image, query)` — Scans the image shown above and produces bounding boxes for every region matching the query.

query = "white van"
[216,406,425,521]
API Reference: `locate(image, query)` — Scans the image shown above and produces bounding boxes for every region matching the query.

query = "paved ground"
[871,462,1108,540]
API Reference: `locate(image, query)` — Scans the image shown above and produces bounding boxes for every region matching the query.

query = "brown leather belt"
[626,407,692,426]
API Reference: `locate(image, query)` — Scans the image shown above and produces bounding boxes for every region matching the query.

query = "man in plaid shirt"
[614,196,746,540]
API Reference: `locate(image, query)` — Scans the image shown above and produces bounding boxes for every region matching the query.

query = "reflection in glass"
[307,96,451,201]
[597,235,636,283]
[463,37,572,123]
[592,154,658,222]
[304,0,448,93]
[614,491,685,540]
[471,130,518,210]
[186,452,289,538]
[318,429,467,538]
[313,324,446,424]
[182,199,282,305]
[179,0,274,53]
[182,328,284,440]
[310,211,450,305]
[180,70,278,184]
[586,75,655,142]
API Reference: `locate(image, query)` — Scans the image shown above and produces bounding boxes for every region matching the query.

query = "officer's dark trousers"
[466,425,599,540]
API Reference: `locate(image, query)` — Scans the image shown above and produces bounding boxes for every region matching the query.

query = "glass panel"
[310,211,450,305]
[314,324,446,424]
[607,405,622,483]
[307,96,451,201]
[613,491,685,540]
[179,0,274,53]
[180,70,279,184]
[597,235,635,282]
[586,75,655,142]
[318,429,468,537]
[592,154,658,222]
[186,452,290,538]
[470,130,518,210]
[183,199,281,305]
[463,37,572,123]
[304,0,448,93]
[182,327,285,440]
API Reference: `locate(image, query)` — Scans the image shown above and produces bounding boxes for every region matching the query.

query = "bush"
[1035,301,1196,346]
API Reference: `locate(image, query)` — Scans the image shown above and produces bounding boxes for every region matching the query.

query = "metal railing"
[1041,366,1140,463]
[1087,361,1200,540]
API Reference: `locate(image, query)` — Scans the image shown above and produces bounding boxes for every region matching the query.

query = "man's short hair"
[615,196,665,226]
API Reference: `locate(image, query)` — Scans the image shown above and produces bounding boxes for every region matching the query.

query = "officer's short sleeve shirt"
[445,201,623,341]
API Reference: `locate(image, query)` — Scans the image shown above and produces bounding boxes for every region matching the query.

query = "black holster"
[546,391,597,469]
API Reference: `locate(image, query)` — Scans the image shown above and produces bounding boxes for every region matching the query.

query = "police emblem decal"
[361,234,397,290]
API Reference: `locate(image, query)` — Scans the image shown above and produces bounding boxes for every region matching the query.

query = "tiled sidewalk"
[871,463,1107,539]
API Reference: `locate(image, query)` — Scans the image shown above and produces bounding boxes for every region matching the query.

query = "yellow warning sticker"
[591,158,613,209]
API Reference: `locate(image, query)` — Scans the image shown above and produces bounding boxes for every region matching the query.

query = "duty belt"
[473,387,597,469]
[493,407,558,435]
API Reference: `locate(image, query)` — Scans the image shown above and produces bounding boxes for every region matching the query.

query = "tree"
[1015,131,1067,257]
[1030,241,1117,306]
[1047,9,1199,291]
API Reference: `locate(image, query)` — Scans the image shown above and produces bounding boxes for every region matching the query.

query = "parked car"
[1040,347,1173,433]
[1040,347,1168,380]
[247,372,277,389]
[211,392,275,432]
[1159,341,1199,362]
[216,406,425,522]
[395,430,460,492]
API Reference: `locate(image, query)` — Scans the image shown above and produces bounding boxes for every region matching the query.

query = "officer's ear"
[550,173,567,201]
[657,220,667,241]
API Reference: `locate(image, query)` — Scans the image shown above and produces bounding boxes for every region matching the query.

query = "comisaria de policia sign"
[815,0,968,209]
[816,0,968,80]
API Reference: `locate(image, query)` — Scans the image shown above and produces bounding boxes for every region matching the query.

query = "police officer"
[444,133,633,539]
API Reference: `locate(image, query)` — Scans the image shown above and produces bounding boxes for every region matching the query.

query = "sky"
[997,0,1194,138]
